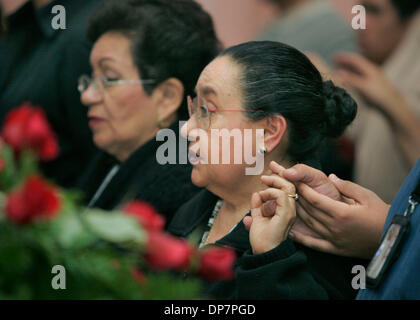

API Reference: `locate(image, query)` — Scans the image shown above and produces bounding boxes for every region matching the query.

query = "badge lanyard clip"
[366,180,420,289]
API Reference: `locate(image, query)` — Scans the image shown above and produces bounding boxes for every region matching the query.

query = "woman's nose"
[80,83,102,107]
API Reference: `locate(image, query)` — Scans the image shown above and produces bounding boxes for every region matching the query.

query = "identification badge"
[366,214,410,288]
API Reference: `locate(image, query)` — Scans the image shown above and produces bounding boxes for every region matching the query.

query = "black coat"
[0,0,102,187]
[168,189,367,299]
[76,132,200,226]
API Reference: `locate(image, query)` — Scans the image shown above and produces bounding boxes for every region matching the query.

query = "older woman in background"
[77,0,221,225]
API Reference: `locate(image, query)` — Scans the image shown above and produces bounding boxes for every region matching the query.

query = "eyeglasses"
[187,95,264,129]
[77,74,155,94]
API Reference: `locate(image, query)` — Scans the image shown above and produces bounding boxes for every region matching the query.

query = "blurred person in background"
[258,0,357,66]
[258,0,359,181]
[0,0,101,188]
[313,0,420,203]
[77,0,220,225]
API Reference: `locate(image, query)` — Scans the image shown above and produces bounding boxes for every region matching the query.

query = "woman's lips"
[88,116,105,127]
[188,149,201,165]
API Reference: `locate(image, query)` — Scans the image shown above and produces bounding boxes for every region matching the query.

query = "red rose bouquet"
[0,103,236,299]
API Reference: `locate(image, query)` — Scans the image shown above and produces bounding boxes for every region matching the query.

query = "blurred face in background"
[358,0,409,64]
[0,0,27,15]
[81,32,159,162]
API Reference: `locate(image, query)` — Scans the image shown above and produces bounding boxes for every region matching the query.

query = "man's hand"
[334,52,405,115]
[267,161,389,259]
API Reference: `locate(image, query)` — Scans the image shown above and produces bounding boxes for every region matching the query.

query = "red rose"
[198,247,236,281]
[1,105,31,149]
[5,192,28,224]
[5,175,61,224]
[1,102,59,161]
[145,231,193,271]
[123,201,165,231]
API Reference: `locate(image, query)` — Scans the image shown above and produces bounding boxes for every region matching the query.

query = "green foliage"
[0,105,208,300]
[0,145,18,191]
[0,191,203,300]
[138,273,202,300]
[82,209,145,248]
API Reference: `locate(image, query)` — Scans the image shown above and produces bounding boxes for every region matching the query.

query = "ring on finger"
[288,193,299,201]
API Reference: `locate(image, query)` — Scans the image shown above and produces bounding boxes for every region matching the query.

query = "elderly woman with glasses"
[168,41,366,299]
[76,0,220,225]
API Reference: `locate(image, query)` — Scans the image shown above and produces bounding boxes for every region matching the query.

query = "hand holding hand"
[265,161,389,259]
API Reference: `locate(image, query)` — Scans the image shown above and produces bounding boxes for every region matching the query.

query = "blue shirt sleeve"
[357,159,420,300]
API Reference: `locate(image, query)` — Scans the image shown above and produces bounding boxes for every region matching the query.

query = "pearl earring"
[259,147,267,154]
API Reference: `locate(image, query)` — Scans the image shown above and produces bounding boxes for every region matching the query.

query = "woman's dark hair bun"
[219,41,359,162]
[322,80,358,138]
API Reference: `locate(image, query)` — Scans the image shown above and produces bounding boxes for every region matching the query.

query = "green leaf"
[82,209,146,247]
[62,249,143,299]
[17,149,39,180]
[140,273,202,300]
[43,191,97,250]
[0,145,18,191]
[0,192,6,222]
[51,211,97,250]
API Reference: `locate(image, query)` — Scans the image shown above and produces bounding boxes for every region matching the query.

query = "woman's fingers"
[258,188,296,223]
[251,192,262,209]
[251,192,263,220]
[243,216,253,231]
[261,199,277,217]
[261,174,296,195]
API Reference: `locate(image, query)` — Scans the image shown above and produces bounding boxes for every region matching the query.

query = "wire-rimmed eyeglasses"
[187,95,264,129]
[77,74,155,94]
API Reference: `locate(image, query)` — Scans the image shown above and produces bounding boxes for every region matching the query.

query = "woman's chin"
[191,166,208,188]
[93,134,112,153]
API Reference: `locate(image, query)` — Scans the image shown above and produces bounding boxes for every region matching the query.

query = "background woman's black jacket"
[169,189,366,300]
[0,0,102,188]
[77,129,200,226]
